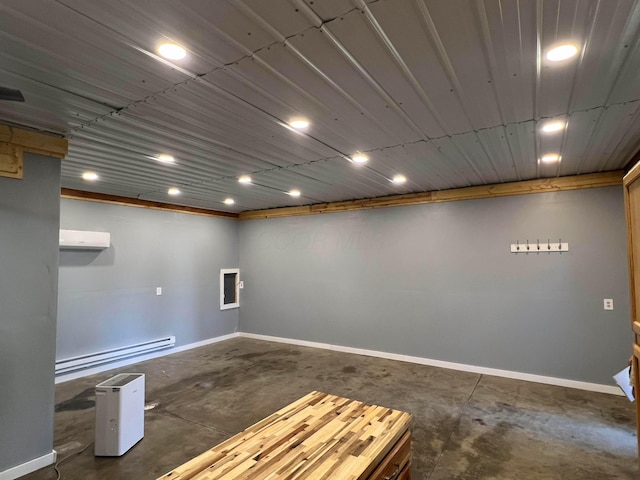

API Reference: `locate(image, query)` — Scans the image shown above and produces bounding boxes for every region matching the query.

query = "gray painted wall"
[239,186,632,385]
[57,199,239,360]
[0,154,60,472]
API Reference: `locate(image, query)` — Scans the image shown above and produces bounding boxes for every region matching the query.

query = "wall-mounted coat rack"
[510,240,569,253]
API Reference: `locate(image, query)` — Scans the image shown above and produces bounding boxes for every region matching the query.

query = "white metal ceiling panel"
[0,70,114,133]
[117,87,338,165]
[2,0,640,213]
[54,0,233,72]
[405,0,504,130]
[398,141,470,189]
[428,136,488,187]
[460,128,519,185]
[325,5,447,138]
[0,0,191,97]
[361,1,476,135]
[537,1,597,118]
[575,103,640,174]
[236,0,318,38]
[568,0,640,110]
[470,0,538,125]
[297,0,356,23]
[285,26,423,144]
[605,103,640,170]
[501,121,538,181]
[557,108,603,176]
[210,47,404,153]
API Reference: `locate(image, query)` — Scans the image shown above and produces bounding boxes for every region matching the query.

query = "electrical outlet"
[156,287,162,296]
[603,298,613,311]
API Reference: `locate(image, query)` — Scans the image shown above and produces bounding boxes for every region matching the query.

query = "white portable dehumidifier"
[94,373,145,456]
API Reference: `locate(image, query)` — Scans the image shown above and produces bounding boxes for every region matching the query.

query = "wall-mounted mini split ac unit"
[59,229,110,249]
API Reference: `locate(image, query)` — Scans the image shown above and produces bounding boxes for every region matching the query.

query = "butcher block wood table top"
[157,391,413,480]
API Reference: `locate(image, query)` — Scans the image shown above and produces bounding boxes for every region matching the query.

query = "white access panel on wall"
[95,373,145,456]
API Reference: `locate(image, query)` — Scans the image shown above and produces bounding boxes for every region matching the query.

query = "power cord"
[53,442,93,480]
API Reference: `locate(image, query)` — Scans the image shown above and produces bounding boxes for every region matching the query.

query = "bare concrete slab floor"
[22,338,636,479]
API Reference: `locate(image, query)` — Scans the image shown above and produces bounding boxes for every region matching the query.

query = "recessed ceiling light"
[158,43,186,60]
[540,153,560,164]
[156,154,175,163]
[351,154,368,164]
[546,44,578,62]
[223,198,235,205]
[82,171,98,181]
[391,174,407,184]
[288,189,301,197]
[289,118,309,130]
[541,121,566,133]
[238,175,252,184]
[168,187,181,195]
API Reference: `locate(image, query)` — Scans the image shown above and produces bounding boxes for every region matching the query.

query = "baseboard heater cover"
[55,336,176,375]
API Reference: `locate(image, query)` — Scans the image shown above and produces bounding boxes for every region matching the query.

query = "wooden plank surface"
[239,171,623,220]
[61,189,239,219]
[626,161,640,467]
[0,125,67,159]
[0,142,23,179]
[367,431,411,480]
[157,391,412,480]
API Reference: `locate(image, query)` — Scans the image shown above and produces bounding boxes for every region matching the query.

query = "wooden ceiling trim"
[0,142,23,179]
[239,171,624,220]
[0,125,68,159]
[61,188,239,219]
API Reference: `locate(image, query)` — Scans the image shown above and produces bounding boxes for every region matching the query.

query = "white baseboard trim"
[238,332,623,396]
[53,330,622,396]
[0,450,56,480]
[55,332,240,384]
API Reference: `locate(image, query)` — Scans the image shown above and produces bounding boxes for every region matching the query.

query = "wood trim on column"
[0,125,68,159]
[0,142,23,179]
[239,171,624,220]
[625,160,640,187]
[61,188,239,219]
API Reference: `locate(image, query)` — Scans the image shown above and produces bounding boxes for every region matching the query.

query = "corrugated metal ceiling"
[1,0,640,212]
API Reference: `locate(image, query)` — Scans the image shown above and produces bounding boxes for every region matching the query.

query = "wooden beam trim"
[0,143,24,179]
[61,189,239,219]
[0,125,68,158]
[624,159,640,186]
[239,171,624,220]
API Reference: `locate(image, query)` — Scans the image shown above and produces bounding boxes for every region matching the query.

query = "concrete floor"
[24,337,637,479]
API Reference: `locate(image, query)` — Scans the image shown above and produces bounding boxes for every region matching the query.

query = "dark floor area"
[24,337,637,479]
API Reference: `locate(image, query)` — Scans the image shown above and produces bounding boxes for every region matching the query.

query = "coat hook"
[526,239,530,251]
[547,238,551,250]
[516,240,520,251]
[537,239,540,250]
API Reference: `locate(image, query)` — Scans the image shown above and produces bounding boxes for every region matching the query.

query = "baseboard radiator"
[55,336,176,375]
